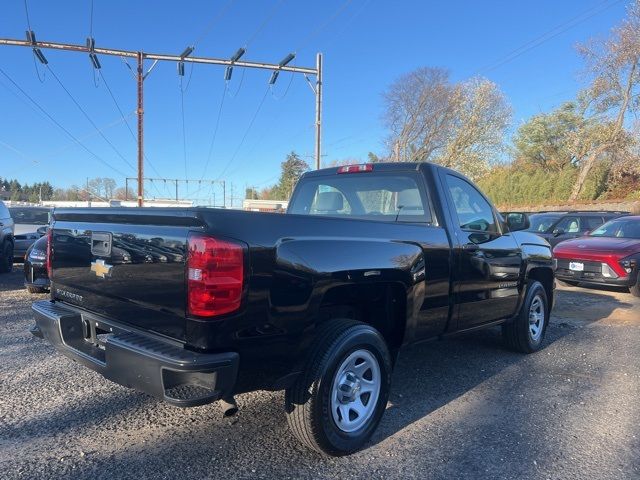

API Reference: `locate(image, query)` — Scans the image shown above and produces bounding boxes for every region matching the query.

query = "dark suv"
[0,200,15,273]
[526,211,628,247]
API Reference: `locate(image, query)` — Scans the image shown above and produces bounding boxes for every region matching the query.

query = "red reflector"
[337,164,374,174]
[46,228,52,278]
[187,233,244,318]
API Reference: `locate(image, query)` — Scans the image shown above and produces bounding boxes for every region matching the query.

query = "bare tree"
[570,0,640,199]
[382,68,510,179]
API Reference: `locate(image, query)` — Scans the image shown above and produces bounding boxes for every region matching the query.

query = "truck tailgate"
[50,209,203,341]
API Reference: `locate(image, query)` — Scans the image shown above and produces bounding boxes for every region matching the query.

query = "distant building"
[242,199,288,213]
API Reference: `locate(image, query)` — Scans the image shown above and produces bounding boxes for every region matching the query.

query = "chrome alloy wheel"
[529,294,545,342]
[330,349,381,433]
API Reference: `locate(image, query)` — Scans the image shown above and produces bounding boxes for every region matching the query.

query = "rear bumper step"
[31,300,239,407]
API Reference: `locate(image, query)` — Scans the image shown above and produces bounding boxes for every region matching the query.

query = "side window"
[555,216,580,233]
[584,217,604,231]
[446,175,497,233]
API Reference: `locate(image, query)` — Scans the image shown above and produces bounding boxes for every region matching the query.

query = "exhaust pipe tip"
[220,396,238,418]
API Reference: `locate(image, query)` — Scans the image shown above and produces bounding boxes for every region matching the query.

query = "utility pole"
[315,53,323,170]
[136,52,144,207]
[0,37,324,207]
[222,181,226,209]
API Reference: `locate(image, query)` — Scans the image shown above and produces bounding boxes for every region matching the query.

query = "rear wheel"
[0,242,13,273]
[285,319,392,456]
[502,281,549,353]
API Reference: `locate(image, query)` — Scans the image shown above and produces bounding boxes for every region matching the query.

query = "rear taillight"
[337,164,373,174]
[46,228,52,278]
[187,233,244,318]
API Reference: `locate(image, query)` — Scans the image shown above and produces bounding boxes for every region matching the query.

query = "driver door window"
[445,175,497,233]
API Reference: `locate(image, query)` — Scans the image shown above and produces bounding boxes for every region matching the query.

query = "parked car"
[31,162,555,456]
[525,211,627,247]
[553,216,640,296]
[9,206,51,261]
[24,235,49,293]
[0,200,15,273]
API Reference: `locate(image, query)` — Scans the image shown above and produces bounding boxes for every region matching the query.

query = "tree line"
[0,177,133,202]
[254,1,640,206]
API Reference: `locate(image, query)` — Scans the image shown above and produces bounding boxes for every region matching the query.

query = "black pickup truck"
[32,162,554,455]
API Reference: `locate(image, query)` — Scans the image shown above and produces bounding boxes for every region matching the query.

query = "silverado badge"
[91,259,113,278]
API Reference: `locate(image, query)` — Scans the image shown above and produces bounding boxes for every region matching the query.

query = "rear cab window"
[288,170,433,224]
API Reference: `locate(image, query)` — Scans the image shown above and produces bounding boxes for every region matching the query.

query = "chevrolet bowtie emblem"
[91,259,113,278]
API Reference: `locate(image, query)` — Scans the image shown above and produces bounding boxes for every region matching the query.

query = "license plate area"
[59,315,113,363]
[569,262,584,272]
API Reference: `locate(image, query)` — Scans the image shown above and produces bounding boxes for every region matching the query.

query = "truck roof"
[301,162,428,179]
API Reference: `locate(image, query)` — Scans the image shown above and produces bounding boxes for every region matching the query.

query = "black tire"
[285,319,392,456]
[557,279,579,287]
[0,242,13,274]
[630,281,640,298]
[502,280,549,353]
[27,285,47,294]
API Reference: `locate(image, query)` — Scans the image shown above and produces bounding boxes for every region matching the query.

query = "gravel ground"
[1,267,639,480]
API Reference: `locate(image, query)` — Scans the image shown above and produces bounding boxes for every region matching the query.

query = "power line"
[192,0,238,48]
[0,66,129,177]
[296,0,354,52]
[216,86,271,179]
[200,82,229,181]
[179,76,188,181]
[45,63,136,173]
[88,0,94,38]
[23,0,32,31]
[23,0,46,83]
[97,68,163,178]
[245,0,287,47]
[477,0,624,75]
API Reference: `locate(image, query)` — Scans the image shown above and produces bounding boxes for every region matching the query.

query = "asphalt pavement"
[1,268,638,479]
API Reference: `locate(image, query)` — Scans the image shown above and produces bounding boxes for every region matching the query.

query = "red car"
[553,216,640,296]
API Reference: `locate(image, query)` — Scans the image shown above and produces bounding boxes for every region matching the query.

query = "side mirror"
[505,212,530,232]
[36,226,48,236]
[552,228,565,237]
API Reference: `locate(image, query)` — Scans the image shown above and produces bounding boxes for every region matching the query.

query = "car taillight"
[46,228,52,278]
[187,233,244,318]
[337,164,373,174]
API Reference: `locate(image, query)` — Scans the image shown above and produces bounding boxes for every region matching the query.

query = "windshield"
[9,208,50,225]
[526,214,561,233]
[589,218,640,239]
[288,172,431,223]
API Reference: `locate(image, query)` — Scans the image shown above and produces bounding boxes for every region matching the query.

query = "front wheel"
[502,280,549,353]
[630,280,640,298]
[285,319,392,456]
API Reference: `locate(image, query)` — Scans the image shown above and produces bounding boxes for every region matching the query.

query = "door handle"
[462,243,479,252]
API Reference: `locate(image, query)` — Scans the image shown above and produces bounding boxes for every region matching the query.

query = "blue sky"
[0,0,629,204]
